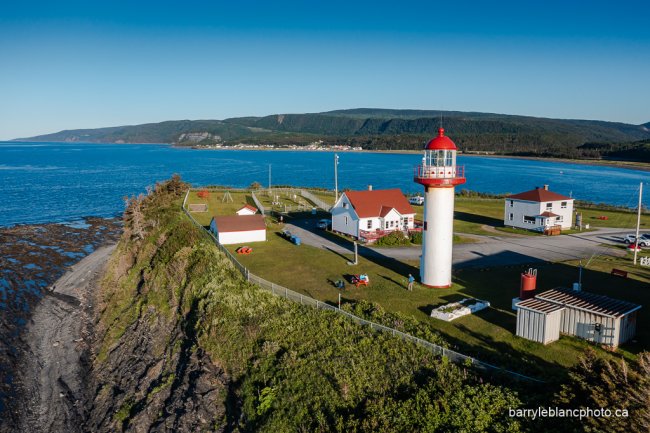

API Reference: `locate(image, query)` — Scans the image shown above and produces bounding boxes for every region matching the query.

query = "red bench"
[611,268,628,278]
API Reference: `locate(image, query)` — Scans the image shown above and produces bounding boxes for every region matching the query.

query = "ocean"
[1,142,648,226]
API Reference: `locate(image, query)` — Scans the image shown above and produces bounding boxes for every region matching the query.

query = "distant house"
[504,185,574,231]
[209,215,266,245]
[236,204,258,216]
[331,188,416,240]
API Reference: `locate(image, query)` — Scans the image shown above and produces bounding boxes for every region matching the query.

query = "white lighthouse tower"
[414,128,466,288]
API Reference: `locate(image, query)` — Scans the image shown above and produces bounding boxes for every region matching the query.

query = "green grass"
[184,189,254,226]
[229,225,650,382]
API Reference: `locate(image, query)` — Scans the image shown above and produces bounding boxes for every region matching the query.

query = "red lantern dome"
[425,128,457,151]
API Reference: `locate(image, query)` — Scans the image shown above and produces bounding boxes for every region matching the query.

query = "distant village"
[192,141,363,152]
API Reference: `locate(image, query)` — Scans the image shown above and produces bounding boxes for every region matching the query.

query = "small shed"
[236,204,258,216]
[209,215,266,245]
[535,288,641,348]
[516,298,564,344]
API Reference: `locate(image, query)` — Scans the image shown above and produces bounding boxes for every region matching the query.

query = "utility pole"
[634,182,643,265]
[268,164,272,190]
[334,154,339,201]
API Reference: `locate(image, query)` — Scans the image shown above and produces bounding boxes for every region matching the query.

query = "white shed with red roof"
[331,188,415,239]
[209,215,266,245]
[505,185,574,231]
[236,204,258,216]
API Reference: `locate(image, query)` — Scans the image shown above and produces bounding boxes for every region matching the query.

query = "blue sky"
[1,0,649,140]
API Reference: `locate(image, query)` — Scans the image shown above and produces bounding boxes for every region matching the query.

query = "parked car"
[409,196,424,205]
[624,233,650,247]
[316,219,331,230]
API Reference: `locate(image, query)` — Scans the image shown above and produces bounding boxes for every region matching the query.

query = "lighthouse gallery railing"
[414,165,465,180]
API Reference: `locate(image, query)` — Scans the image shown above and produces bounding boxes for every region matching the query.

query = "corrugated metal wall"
[560,307,617,347]
[516,308,562,344]
[618,312,638,346]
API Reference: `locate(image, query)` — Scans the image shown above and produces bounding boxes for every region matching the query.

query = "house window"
[385,221,389,229]
[423,221,427,231]
[367,220,372,229]
[556,216,563,222]
[345,216,348,225]
[509,213,514,221]
[546,203,552,210]
[561,201,567,209]
[390,221,395,228]
[509,200,514,207]
[343,203,349,209]
[523,215,536,224]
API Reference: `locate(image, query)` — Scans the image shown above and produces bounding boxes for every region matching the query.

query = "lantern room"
[414,128,466,187]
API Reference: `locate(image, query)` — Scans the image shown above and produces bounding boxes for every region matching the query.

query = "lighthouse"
[414,128,466,288]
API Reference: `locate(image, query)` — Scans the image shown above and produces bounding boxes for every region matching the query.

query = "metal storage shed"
[516,298,564,344]
[535,288,641,348]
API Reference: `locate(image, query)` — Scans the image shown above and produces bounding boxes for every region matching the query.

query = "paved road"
[284,218,637,268]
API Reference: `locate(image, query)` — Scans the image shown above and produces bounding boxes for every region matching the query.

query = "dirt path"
[14,244,115,433]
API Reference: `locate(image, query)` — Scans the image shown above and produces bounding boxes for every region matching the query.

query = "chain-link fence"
[181,189,544,383]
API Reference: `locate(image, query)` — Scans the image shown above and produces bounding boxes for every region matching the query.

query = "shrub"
[409,231,422,244]
[374,231,410,246]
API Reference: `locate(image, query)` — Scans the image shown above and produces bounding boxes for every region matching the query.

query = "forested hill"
[13,109,650,159]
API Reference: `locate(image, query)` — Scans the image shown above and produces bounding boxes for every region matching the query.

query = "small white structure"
[236,204,258,216]
[504,185,574,231]
[414,128,466,288]
[331,188,416,239]
[515,298,564,344]
[209,215,266,245]
[430,298,490,322]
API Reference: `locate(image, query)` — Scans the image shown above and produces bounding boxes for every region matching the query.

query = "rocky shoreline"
[0,218,121,432]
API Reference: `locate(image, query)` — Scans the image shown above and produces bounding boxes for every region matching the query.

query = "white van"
[409,196,424,205]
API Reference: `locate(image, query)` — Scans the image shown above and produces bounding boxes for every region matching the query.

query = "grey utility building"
[516,298,564,344]
[516,288,641,348]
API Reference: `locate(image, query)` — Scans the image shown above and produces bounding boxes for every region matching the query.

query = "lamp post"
[334,153,339,201]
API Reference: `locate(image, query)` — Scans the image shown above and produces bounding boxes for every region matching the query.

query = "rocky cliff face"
[85,303,227,432]
[83,178,232,432]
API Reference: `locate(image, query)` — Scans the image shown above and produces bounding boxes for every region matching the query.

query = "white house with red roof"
[236,204,258,216]
[331,188,416,240]
[504,185,574,231]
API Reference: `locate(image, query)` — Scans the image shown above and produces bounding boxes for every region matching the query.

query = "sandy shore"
[12,244,115,433]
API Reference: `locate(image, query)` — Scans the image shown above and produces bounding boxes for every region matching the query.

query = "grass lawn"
[184,189,254,226]
[227,223,650,383]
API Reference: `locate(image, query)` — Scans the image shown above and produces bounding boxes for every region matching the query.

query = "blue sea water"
[0,141,648,226]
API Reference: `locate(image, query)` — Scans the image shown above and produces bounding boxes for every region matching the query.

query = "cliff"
[84,177,523,432]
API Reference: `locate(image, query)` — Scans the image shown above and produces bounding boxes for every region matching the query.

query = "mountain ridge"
[12,108,650,159]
